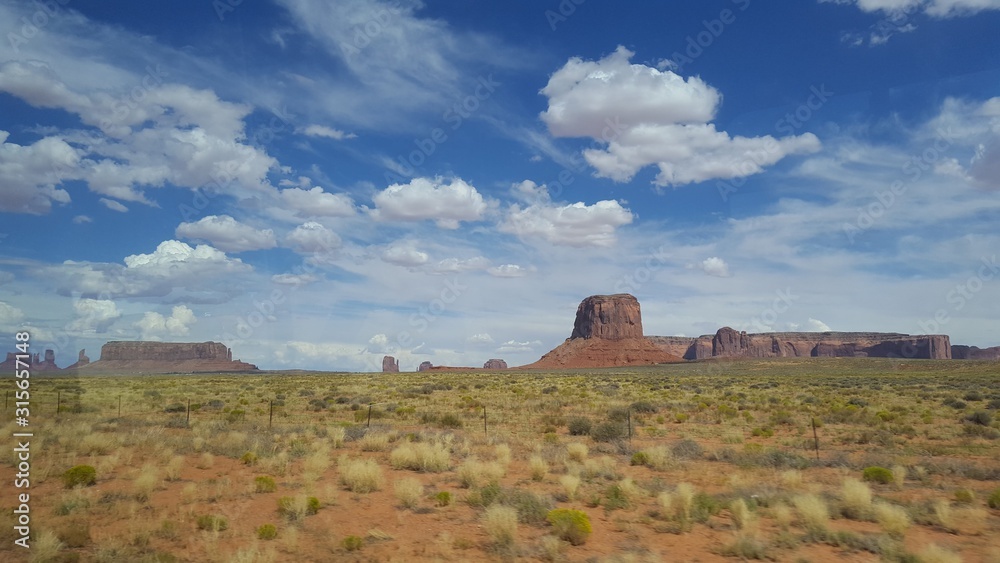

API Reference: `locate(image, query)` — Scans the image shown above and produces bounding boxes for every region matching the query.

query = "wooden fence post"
[367,404,373,428]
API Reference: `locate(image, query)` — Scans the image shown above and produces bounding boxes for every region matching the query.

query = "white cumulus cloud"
[371,177,488,229]
[280,186,356,217]
[176,215,277,253]
[807,318,832,332]
[135,305,197,339]
[500,183,633,247]
[540,46,820,187]
[68,299,121,333]
[699,257,731,277]
[381,242,429,267]
[285,221,342,259]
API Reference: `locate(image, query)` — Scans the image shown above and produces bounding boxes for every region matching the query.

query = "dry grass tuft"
[559,474,580,501]
[358,432,390,452]
[394,477,424,509]
[457,459,504,488]
[529,455,549,481]
[918,543,963,563]
[840,477,873,520]
[389,441,450,472]
[792,493,829,536]
[566,442,588,463]
[338,457,384,493]
[873,501,911,538]
[482,504,519,547]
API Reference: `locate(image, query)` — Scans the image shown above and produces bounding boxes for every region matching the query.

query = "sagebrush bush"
[862,466,893,484]
[729,498,754,531]
[434,491,452,506]
[567,417,592,436]
[62,465,97,489]
[546,509,591,545]
[590,421,626,442]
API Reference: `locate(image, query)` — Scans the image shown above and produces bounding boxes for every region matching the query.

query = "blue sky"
[1,0,998,371]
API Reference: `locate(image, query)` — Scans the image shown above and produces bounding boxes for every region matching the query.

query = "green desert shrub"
[62,465,97,489]
[254,475,277,493]
[862,466,894,485]
[546,508,592,545]
[988,488,1000,509]
[256,523,277,540]
[341,535,364,551]
[630,451,650,466]
[435,491,452,507]
[196,514,228,531]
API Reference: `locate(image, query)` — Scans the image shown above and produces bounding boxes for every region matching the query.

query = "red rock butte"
[524,293,683,369]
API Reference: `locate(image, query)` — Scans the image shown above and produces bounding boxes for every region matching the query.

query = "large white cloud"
[0,131,76,214]
[280,186,357,218]
[41,240,251,300]
[0,60,278,211]
[823,0,1000,17]
[371,177,489,229]
[540,47,820,187]
[135,305,197,339]
[285,222,342,259]
[68,299,121,333]
[176,215,277,253]
[0,301,25,327]
[381,242,429,267]
[500,182,633,247]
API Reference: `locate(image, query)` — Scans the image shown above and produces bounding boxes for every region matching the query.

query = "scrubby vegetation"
[3,358,998,561]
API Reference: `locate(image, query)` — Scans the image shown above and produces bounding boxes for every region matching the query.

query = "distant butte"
[71,341,257,374]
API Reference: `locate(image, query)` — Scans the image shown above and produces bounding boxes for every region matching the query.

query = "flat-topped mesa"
[483,359,507,369]
[80,341,258,373]
[417,361,433,372]
[651,328,953,360]
[951,345,1000,360]
[101,341,231,361]
[571,294,643,341]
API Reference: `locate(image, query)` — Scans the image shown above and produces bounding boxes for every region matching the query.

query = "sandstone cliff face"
[952,345,1000,360]
[483,359,508,369]
[571,294,643,340]
[418,361,433,371]
[382,355,399,373]
[650,329,953,360]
